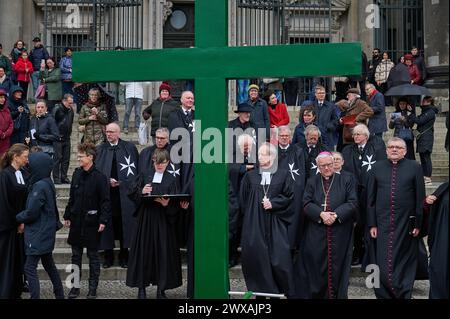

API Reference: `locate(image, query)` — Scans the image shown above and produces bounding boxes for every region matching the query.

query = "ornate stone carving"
[162,1,173,23]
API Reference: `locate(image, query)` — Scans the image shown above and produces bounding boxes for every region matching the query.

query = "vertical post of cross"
[194,1,229,299]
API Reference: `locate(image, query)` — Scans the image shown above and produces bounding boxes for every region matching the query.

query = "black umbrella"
[384,84,431,97]
[73,83,118,123]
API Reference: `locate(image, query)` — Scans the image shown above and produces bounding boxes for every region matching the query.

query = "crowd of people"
[0,40,448,300]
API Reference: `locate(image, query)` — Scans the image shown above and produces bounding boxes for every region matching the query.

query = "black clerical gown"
[295,173,357,299]
[303,142,330,180]
[126,171,182,290]
[278,144,306,249]
[96,139,139,250]
[342,136,386,268]
[0,166,27,299]
[427,182,449,299]
[239,169,295,296]
[367,159,425,299]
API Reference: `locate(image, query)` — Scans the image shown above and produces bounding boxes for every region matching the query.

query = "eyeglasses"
[318,163,334,169]
[387,145,406,150]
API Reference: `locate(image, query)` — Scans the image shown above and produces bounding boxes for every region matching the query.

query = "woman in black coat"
[388,98,415,160]
[126,149,184,299]
[63,142,111,299]
[411,96,439,184]
[0,143,29,299]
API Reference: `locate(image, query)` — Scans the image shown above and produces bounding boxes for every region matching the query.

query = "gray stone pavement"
[34,277,429,299]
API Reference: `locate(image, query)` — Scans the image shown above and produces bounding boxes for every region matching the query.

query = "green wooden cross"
[72,0,361,299]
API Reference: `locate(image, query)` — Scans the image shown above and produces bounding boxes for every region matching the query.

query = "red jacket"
[0,104,13,155]
[268,102,290,127]
[13,58,33,82]
[408,64,421,85]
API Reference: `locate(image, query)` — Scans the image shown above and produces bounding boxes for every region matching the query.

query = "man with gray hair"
[277,125,306,252]
[302,124,330,180]
[295,151,357,298]
[240,142,295,297]
[342,123,386,266]
[365,83,387,137]
[138,127,173,176]
[367,137,425,299]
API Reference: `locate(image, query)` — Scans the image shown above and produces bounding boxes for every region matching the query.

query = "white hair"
[352,124,370,138]
[278,125,291,135]
[305,124,321,138]
[316,152,334,162]
[237,134,254,148]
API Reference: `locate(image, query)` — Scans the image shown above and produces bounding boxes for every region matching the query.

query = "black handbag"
[398,127,413,141]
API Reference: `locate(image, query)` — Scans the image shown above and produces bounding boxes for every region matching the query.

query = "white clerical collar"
[260,172,271,185]
[279,144,290,150]
[110,142,119,147]
[152,172,164,183]
[15,170,25,185]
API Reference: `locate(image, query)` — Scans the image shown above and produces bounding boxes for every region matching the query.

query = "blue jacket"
[367,91,388,134]
[28,45,50,71]
[246,97,270,140]
[16,153,59,256]
[59,56,72,81]
[301,99,339,147]
[292,122,330,149]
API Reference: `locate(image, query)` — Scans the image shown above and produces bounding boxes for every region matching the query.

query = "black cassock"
[239,169,295,296]
[303,142,330,180]
[0,166,28,299]
[126,171,182,291]
[427,182,449,299]
[342,136,386,268]
[367,159,425,299]
[295,172,357,299]
[96,139,139,250]
[278,144,306,250]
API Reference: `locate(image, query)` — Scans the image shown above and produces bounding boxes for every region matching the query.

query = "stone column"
[423,0,449,111]
[0,0,24,51]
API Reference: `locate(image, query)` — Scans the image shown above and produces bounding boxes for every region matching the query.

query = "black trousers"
[71,246,100,290]
[24,253,64,299]
[419,151,432,177]
[53,140,71,180]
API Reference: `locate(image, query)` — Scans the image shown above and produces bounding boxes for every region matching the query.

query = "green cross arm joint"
[72,42,361,83]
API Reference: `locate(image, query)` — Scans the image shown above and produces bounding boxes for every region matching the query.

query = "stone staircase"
[38,104,448,285]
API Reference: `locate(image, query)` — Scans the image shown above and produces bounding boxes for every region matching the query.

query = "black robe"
[367,159,425,299]
[126,171,182,290]
[427,182,449,299]
[96,139,139,250]
[278,144,306,249]
[239,169,295,296]
[303,142,330,180]
[0,166,28,299]
[295,172,358,299]
[342,136,386,267]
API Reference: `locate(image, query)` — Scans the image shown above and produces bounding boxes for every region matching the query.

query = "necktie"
[358,146,364,155]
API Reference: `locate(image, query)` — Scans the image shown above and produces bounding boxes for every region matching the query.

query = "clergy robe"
[138,144,172,176]
[126,171,182,291]
[426,182,449,299]
[342,135,386,267]
[277,144,306,250]
[0,166,28,299]
[367,158,425,299]
[96,139,139,250]
[295,172,358,299]
[239,169,295,296]
[303,142,330,180]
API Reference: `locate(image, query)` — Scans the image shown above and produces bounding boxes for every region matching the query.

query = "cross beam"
[72,0,361,299]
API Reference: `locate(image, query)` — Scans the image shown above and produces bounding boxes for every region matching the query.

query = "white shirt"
[120,82,147,99]
[279,144,290,150]
[152,172,164,184]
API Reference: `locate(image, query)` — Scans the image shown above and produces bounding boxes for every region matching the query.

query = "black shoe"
[86,289,97,299]
[351,257,361,266]
[228,258,239,268]
[119,260,128,268]
[137,288,147,299]
[156,289,167,299]
[103,260,113,269]
[68,288,80,299]
[53,179,61,185]
[61,177,71,184]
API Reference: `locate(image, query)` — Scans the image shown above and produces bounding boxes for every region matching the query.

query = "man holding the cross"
[295,152,357,299]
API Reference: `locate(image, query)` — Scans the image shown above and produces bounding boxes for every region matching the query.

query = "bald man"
[95,122,139,268]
